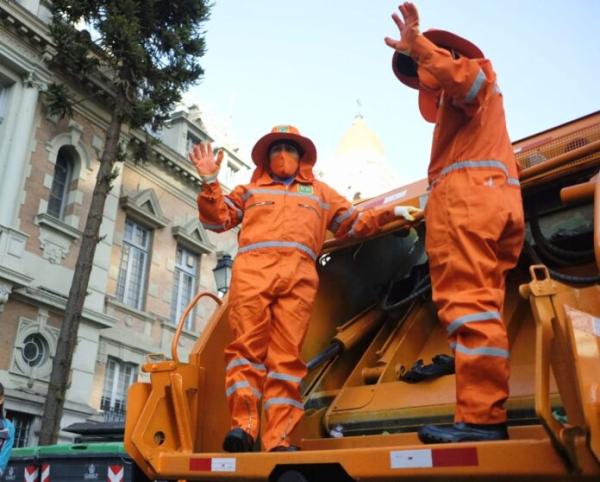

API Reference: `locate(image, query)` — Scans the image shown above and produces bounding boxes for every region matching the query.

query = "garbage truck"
[124,111,600,482]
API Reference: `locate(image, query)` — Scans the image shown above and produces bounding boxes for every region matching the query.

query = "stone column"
[0,71,46,227]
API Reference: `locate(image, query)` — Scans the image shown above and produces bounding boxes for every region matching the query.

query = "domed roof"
[335,115,385,157]
[320,114,399,201]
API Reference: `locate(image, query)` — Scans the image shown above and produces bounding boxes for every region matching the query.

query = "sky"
[183,0,600,186]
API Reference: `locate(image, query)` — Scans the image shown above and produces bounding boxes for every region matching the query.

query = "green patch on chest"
[297,184,313,194]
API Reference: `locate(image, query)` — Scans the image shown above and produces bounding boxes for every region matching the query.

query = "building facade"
[0,0,250,445]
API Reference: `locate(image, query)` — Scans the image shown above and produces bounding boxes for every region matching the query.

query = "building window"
[171,246,199,331]
[100,357,137,422]
[116,219,150,310]
[21,333,49,368]
[47,147,74,219]
[5,411,34,448]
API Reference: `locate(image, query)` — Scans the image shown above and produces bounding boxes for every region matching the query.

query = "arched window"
[47,146,74,219]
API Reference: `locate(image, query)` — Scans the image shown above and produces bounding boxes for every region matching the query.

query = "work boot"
[418,422,509,444]
[270,445,300,452]
[223,428,254,452]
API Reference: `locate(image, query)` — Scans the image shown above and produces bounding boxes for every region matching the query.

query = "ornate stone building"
[0,0,250,446]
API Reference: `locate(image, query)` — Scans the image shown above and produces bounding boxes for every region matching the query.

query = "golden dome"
[335,115,385,157]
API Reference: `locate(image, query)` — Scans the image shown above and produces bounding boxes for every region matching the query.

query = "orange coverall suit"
[411,34,525,424]
[197,157,392,450]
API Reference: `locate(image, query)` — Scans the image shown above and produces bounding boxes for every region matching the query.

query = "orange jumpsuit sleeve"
[196,181,245,232]
[410,34,495,115]
[324,185,397,238]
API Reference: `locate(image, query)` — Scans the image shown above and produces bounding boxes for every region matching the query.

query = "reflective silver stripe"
[440,160,509,178]
[243,189,330,210]
[508,177,520,186]
[226,358,266,372]
[202,222,225,231]
[238,241,317,261]
[224,197,243,221]
[465,69,486,103]
[451,342,509,359]
[347,212,363,238]
[447,311,502,336]
[226,381,248,397]
[267,372,303,383]
[331,206,355,232]
[225,381,261,398]
[264,397,304,411]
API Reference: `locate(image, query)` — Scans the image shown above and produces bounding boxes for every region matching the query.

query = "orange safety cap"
[251,125,317,167]
[392,29,484,122]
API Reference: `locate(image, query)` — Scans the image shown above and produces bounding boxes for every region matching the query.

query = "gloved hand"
[394,205,422,221]
[384,2,420,55]
[189,141,224,183]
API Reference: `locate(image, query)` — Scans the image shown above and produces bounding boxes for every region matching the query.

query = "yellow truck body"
[125,111,600,481]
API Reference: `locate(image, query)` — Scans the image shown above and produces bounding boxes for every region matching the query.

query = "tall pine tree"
[39,0,211,445]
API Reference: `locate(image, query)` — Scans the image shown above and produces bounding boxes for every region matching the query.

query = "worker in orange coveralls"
[190,125,420,452]
[385,3,525,443]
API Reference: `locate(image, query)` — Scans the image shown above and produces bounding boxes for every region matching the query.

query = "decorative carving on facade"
[22,70,48,91]
[10,311,60,381]
[40,237,67,264]
[36,214,81,264]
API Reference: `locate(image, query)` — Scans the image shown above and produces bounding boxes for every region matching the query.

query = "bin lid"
[37,442,125,456]
[9,447,38,458]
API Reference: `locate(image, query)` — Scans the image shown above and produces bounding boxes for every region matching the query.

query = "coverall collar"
[254,167,314,187]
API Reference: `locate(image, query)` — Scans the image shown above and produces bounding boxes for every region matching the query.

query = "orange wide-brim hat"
[251,125,317,167]
[392,29,484,122]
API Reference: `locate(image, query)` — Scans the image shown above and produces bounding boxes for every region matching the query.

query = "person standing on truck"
[0,383,16,477]
[385,2,525,443]
[191,125,419,452]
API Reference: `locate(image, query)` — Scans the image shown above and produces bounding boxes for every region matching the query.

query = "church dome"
[336,115,385,157]
[320,115,398,201]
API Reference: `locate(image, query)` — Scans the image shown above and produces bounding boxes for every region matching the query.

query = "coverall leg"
[261,252,318,451]
[425,168,524,424]
[224,253,275,442]
[224,250,318,449]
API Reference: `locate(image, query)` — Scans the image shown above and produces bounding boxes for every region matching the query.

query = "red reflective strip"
[189,458,212,471]
[432,447,478,466]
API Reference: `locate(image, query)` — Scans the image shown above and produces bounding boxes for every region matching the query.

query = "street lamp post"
[213,253,233,295]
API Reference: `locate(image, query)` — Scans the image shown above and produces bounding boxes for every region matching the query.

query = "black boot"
[223,428,254,452]
[270,445,300,452]
[418,422,509,444]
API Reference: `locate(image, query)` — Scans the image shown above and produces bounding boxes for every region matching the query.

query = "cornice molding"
[12,286,117,328]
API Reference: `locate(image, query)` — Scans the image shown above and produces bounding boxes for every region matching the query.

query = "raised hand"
[189,141,224,178]
[384,2,420,54]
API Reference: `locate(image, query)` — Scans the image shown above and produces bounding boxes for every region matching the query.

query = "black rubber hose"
[525,241,600,285]
[527,202,595,262]
[381,274,431,312]
[306,341,342,372]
